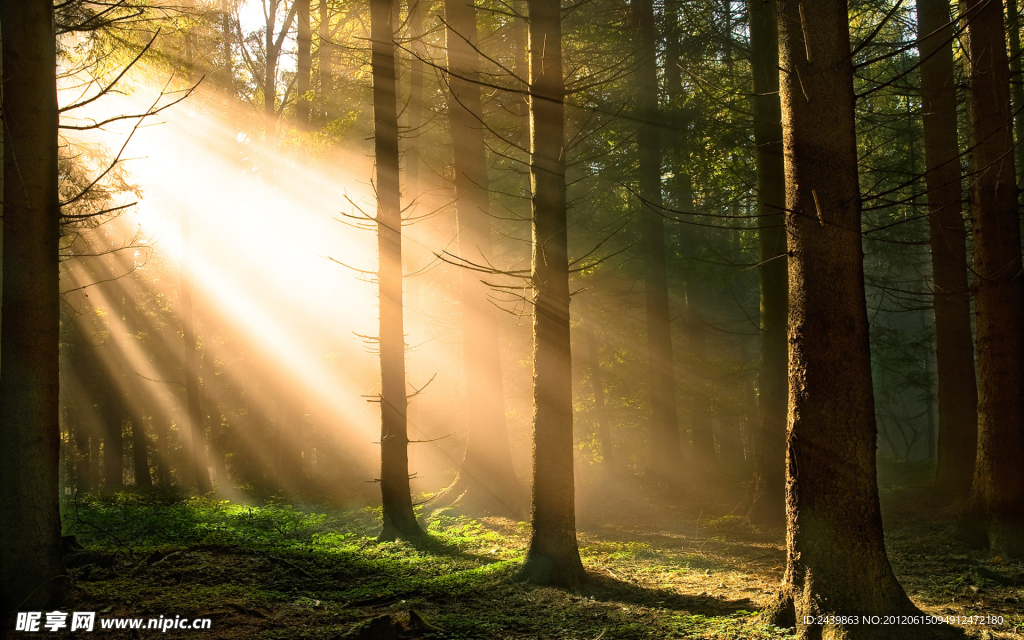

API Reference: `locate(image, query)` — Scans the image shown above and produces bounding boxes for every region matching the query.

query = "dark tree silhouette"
[744,0,787,526]
[960,0,1024,558]
[371,0,422,541]
[0,0,65,611]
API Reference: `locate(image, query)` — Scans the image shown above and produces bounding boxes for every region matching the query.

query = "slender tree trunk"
[0,0,64,610]
[371,0,421,541]
[180,206,212,493]
[515,0,585,589]
[442,0,527,517]
[916,0,978,505]
[296,0,312,129]
[632,0,681,482]
[961,0,1024,557]
[762,1,935,636]
[318,0,334,121]
[264,1,279,139]
[1007,0,1024,198]
[124,285,152,488]
[584,326,613,473]
[745,0,787,526]
[102,370,125,489]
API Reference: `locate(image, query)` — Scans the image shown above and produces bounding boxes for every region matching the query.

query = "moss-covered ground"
[35,476,1024,639]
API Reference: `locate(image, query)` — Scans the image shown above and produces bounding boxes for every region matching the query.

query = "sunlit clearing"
[60,79,428,498]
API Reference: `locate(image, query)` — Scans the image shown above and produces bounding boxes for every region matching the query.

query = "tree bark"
[442,0,527,517]
[745,0,787,527]
[515,0,586,589]
[915,0,978,505]
[961,0,1024,557]
[633,0,681,482]
[762,1,940,636]
[0,0,65,610]
[371,0,421,541]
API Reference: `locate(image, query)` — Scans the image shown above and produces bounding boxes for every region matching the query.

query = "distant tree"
[441,0,528,517]
[371,0,422,541]
[515,0,586,589]
[915,0,977,505]
[632,0,681,482]
[181,13,214,494]
[960,0,1024,557]
[0,0,65,611]
[296,0,312,128]
[762,0,939,635]
[744,0,787,526]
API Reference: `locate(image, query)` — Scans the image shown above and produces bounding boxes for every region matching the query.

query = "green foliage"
[61,494,794,639]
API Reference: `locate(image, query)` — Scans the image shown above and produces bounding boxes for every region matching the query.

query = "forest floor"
[19,467,1024,639]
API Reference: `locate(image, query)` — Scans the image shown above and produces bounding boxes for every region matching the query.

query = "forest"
[1,0,1023,638]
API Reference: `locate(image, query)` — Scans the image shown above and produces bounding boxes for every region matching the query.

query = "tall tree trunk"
[633,0,681,482]
[179,206,212,493]
[296,0,312,129]
[515,0,585,589]
[102,367,125,489]
[124,285,152,488]
[762,0,932,635]
[0,0,64,610]
[961,0,1024,557]
[916,0,978,505]
[318,0,334,121]
[371,0,421,541]
[442,0,527,517]
[745,0,787,526]
[584,326,613,473]
[1007,0,1024,198]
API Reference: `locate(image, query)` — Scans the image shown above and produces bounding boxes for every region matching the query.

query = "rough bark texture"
[516,0,586,589]
[915,0,978,505]
[442,0,527,517]
[371,0,421,541]
[0,0,65,611]
[764,1,939,637]
[961,0,1024,558]
[745,0,787,527]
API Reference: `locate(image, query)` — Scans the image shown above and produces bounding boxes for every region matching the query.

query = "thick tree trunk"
[961,0,1024,558]
[915,0,978,505]
[296,0,312,129]
[745,0,787,527]
[633,0,681,482]
[515,0,586,589]
[0,0,65,610]
[762,1,941,636]
[371,0,421,541]
[442,0,527,517]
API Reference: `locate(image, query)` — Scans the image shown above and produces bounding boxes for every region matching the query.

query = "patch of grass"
[56,493,799,639]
